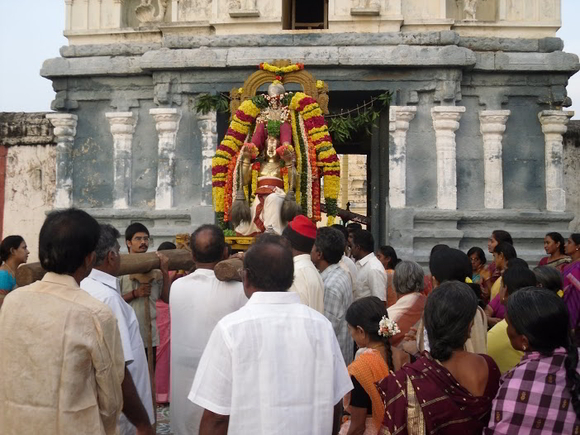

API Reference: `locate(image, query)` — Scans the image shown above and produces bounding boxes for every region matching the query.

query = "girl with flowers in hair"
[339,296,407,435]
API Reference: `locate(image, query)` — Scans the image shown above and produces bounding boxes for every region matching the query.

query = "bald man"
[169,224,248,435]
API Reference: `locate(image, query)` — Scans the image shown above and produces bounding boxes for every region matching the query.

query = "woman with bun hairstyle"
[486,288,580,433]
[407,247,488,355]
[379,281,501,435]
[0,235,29,308]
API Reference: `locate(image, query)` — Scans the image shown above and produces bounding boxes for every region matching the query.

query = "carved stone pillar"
[431,106,465,210]
[150,108,182,210]
[479,110,510,209]
[538,110,573,212]
[46,113,77,209]
[197,111,218,206]
[388,106,417,209]
[106,112,137,209]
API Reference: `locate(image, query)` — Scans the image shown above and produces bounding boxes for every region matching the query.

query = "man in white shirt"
[170,224,247,435]
[282,215,324,313]
[81,224,155,435]
[351,229,387,302]
[189,235,353,435]
[331,224,358,294]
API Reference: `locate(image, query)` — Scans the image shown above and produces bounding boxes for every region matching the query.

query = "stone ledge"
[41,56,145,78]
[0,113,55,147]
[86,208,192,220]
[412,209,575,222]
[60,42,162,58]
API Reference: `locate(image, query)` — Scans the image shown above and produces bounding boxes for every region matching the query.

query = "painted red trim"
[0,146,7,240]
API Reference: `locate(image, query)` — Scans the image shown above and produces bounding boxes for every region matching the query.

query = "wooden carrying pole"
[15,249,194,287]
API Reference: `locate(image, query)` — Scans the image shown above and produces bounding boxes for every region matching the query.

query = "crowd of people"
[0,208,578,435]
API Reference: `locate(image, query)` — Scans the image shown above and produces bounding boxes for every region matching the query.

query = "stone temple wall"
[37,30,579,262]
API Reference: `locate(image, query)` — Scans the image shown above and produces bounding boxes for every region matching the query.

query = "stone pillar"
[197,111,218,206]
[479,110,510,209]
[46,113,77,209]
[538,110,573,212]
[150,108,182,210]
[431,106,465,210]
[106,112,137,209]
[388,106,417,209]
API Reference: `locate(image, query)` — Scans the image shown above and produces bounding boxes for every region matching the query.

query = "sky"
[1,1,579,118]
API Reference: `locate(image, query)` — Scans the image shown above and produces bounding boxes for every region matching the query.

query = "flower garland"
[297,113,314,217]
[259,62,304,75]
[251,162,260,203]
[212,99,261,221]
[281,166,289,192]
[224,155,239,222]
[290,110,305,207]
[289,92,340,223]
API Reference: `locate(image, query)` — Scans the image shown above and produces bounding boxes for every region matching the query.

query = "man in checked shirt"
[311,226,354,366]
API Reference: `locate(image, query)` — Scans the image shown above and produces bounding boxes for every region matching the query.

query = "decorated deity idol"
[211,61,340,235]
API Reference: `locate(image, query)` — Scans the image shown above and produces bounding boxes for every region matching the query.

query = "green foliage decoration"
[195,91,392,144]
[195,94,230,115]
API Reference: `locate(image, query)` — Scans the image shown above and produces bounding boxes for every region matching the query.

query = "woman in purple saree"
[378,281,501,435]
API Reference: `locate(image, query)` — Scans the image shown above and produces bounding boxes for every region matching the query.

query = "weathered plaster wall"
[0,113,56,263]
[4,145,56,263]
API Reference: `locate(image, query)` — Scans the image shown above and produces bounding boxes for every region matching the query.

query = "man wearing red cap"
[282,215,324,313]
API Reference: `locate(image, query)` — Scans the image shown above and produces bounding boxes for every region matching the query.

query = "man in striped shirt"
[311,227,354,366]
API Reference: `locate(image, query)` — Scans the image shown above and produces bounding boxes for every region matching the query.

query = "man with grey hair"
[311,227,353,366]
[387,260,426,347]
[81,224,155,435]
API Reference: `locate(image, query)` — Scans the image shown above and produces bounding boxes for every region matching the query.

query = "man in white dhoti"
[81,224,155,435]
[169,224,247,435]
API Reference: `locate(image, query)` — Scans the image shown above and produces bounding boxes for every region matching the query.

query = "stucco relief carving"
[135,0,168,24]
[464,0,478,21]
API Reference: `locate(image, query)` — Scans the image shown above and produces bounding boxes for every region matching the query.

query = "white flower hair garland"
[378,316,400,338]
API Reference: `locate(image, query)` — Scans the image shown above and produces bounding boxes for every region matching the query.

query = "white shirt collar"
[293,254,312,264]
[87,268,119,292]
[356,252,375,267]
[193,268,217,277]
[247,291,300,305]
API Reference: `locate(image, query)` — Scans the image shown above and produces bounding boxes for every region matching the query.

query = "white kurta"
[354,252,387,301]
[80,269,155,435]
[288,254,325,313]
[169,269,247,435]
[189,291,353,435]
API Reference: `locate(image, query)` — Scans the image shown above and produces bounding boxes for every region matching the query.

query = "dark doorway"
[282,0,328,30]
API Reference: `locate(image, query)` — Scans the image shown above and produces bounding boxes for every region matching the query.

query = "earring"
[522,345,527,351]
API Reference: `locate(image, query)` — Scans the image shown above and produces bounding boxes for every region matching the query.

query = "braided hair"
[507,288,580,417]
[346,296,395,371]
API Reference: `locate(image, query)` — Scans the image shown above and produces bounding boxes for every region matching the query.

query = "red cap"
[288,215,317,239]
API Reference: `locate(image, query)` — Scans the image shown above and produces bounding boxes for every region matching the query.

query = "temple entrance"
[327,91,389,244]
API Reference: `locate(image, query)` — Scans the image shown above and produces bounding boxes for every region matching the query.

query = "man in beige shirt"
[0,208,125,435]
